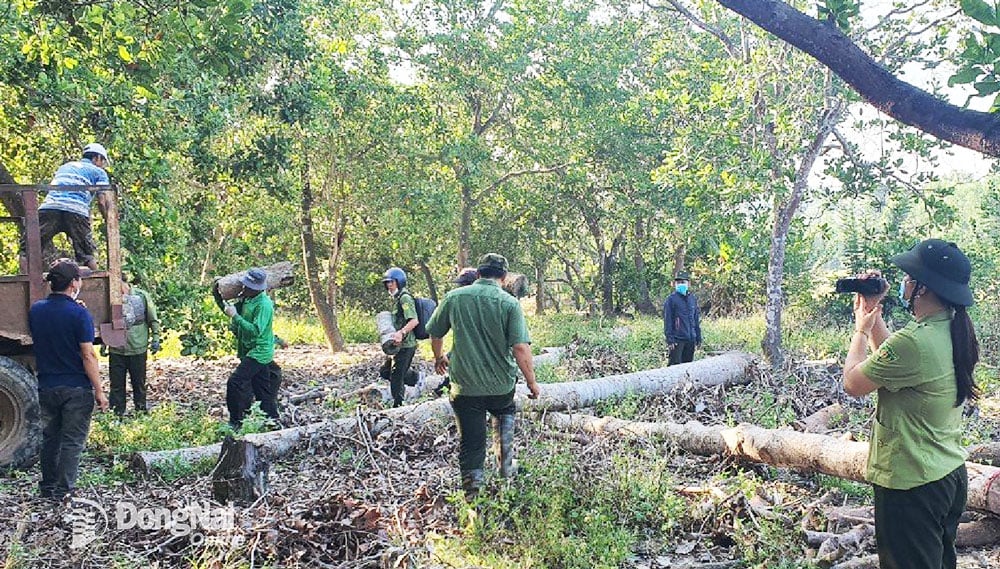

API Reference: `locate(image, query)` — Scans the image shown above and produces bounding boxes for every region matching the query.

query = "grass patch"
[89,403,226,454]
[443,441,688,569]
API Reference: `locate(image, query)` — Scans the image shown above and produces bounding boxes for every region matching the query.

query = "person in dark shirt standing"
[28,259,109,499]
[663,271,702,365]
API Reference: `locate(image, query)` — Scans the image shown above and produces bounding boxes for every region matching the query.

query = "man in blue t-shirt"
[38,143,112,270]
[29,259,109,499]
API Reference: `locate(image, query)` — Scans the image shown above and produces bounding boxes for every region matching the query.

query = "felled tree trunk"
[213,262,295,300]
[132,352,756,471]
[542,412,1000,517]
[211,436,269,505]
[357,347,567,407]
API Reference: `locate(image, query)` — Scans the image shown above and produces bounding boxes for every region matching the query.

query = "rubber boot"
[492,414,517,478]
[461,469,484,499]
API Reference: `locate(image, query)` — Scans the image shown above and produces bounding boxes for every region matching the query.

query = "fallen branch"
[132,352,756,471]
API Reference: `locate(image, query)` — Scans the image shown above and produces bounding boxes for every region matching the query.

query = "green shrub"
[89,403,226,454]
[450,441,689,569]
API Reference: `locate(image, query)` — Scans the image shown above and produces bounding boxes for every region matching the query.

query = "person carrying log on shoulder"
[214,268,281,430]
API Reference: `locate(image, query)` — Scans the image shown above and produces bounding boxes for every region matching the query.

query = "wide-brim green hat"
[890,239,973,306]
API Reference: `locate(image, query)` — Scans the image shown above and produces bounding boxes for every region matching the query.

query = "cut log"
[967,442,1000,466]
[830,555,878,569]
[956,516,1000,547]
[540,411,1000,517]
[355,347,567,407]
[211,436,269,505]
[213,261,295,300]
[804,524,873,565]
[131,352,756,471]
[792,403,844,433]
[502,272,529,298]
[375,311,399,355]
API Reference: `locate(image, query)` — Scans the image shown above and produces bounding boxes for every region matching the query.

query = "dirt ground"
[2,343,999,568]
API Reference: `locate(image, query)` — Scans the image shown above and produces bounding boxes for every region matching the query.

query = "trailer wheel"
[0,356,41,469]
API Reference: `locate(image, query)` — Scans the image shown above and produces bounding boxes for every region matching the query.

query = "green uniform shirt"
[229,292,275,365]
[859,311,965,490]
[392,289,418,349]
[425,278,531,397]
[109,286,160,356]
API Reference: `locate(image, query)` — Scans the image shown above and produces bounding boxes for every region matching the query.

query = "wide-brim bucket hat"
[240,268,268,291]
[890,239,974,306]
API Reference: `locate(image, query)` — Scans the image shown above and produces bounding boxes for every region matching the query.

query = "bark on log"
[211,436,269,505]
[967,442,1000,466]
[792,403,844,433]
[356,347,567,406]
[375,311,399,355]
[541,412,1000,517]
[131,352,756,471]
[956,516,1000,548]
[213,262,295,300]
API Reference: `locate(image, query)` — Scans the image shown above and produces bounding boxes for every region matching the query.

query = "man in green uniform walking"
[426,253,541,498]
[218,268,280,429]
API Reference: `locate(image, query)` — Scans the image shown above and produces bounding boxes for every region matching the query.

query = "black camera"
[835,277,887,295]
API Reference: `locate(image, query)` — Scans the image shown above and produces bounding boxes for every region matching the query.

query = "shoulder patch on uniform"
[875,343,898,363]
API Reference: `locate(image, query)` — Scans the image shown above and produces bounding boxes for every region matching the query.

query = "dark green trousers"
[450,390,516,472]
[874,464,967,569]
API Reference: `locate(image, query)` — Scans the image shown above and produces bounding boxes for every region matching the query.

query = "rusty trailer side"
[0,185,126,357]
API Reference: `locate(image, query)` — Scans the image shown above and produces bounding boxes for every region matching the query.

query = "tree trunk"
[601,233,623,315]
[715,0,1000,158]
[632,220,657,315]
[213,262,295,300]
[299,162,344,352]
[762,108,838,368]
[131,352,756,471]
[672,242,686,278]
[0,160,24,218]
[457,183,473,268]
[211,436,269,505]
[417,259,438,302]
[534,262,546,315]
[542,412,1000,516]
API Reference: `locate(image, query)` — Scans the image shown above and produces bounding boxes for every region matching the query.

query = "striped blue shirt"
[39,158,110,218]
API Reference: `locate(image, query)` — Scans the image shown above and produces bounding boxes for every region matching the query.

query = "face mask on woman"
[675,283,688,295]
[897,280,908,308]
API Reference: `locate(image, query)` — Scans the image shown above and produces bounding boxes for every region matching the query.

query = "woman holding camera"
[844,239,980,569]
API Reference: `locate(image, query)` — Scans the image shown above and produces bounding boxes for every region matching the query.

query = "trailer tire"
[0,356,41,469]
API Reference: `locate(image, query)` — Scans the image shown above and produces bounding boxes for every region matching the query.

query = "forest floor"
[2,341,1000,568]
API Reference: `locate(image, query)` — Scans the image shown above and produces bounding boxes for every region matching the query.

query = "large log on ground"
[541,412,1000,516]
[213,261,295,300]
[356,347,567,406]
[132,352,756,471]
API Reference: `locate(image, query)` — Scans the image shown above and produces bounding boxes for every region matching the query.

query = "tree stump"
[212,435,269,505]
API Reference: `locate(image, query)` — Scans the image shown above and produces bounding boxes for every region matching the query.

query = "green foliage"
[816,473,873,501]
[88,403,226,454]
[151,455,218,482]
[451,442,687,569]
